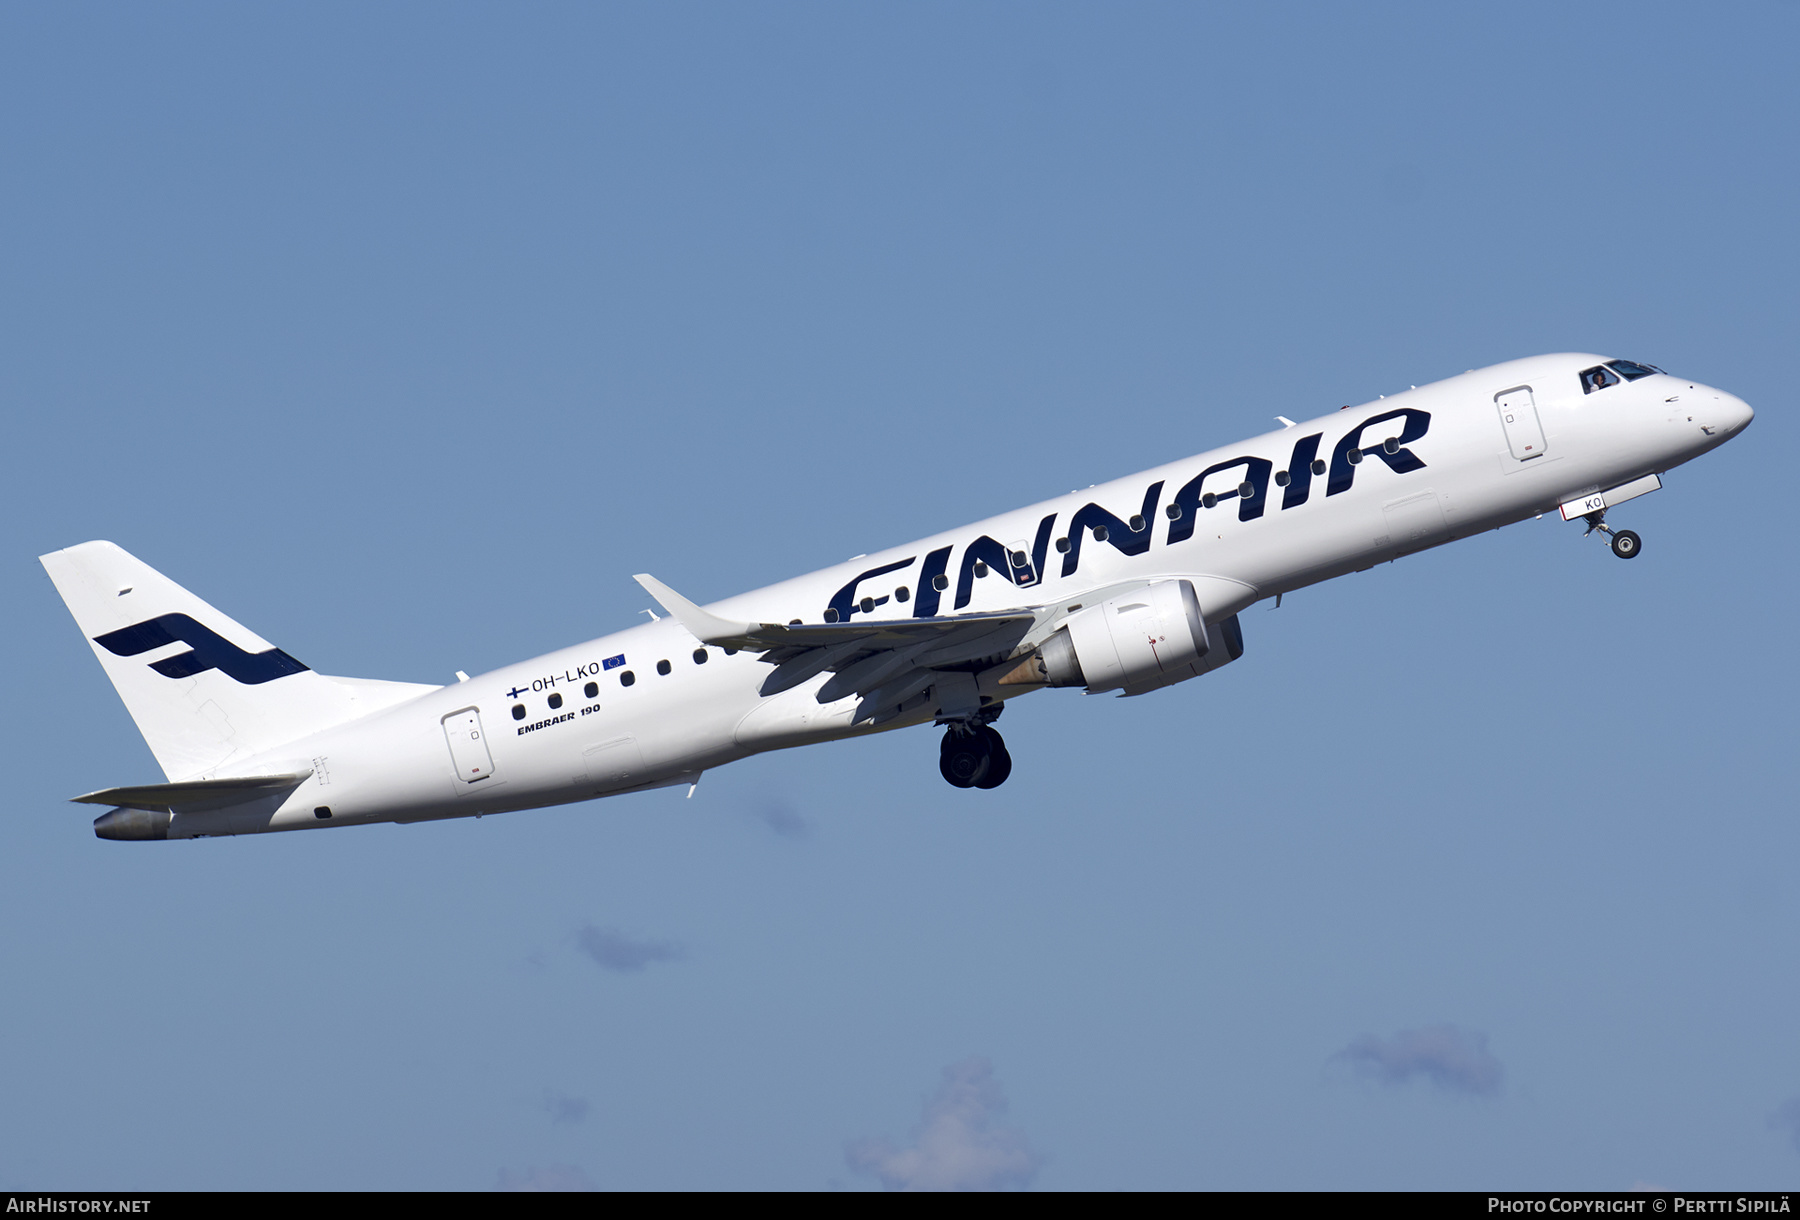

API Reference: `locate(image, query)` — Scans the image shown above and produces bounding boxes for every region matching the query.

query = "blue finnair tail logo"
[94,614,311,685]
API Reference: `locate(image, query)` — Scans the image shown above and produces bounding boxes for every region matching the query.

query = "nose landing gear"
[1582,510,1642,560]
[938,723,1013,789]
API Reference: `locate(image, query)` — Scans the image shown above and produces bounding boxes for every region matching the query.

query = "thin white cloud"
[846,1057,1043,1192]
[1336,1024,1504,1096]
[576,924,683,973]
[494,1163,597,1192]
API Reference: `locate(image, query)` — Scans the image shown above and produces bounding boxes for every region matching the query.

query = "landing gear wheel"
[1610,529,1641,559]
[939,729,991,788]
[973,726,1012,789]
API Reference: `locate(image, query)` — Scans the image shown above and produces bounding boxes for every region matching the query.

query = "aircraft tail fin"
[40,541,437,780]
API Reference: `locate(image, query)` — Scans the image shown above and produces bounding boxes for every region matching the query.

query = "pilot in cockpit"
[1581,359,1663,394]
[1582,365,1621,394]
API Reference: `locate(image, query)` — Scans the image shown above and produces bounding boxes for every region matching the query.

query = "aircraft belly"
[734,683,858,750]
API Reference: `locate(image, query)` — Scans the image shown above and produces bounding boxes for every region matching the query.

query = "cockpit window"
[1580,365,1620,394]
[1606,360,1663,381]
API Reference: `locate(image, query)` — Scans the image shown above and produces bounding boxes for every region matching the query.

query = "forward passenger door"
[1495,387,1547,460]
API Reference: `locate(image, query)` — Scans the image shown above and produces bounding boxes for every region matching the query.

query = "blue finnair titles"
[834,405,1435,627]
[41,353,1753,839]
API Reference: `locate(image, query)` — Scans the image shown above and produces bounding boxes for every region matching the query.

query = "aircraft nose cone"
[1720,393,1754,437]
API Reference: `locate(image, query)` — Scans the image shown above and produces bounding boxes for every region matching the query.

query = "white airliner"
[43,354,1752,840]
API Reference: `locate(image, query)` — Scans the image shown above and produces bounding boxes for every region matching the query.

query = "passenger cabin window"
[512,704,526,720]
[548,693,562,709]
[1607,360,1662,381]
[584,681,598,698]
[1580,365,1621,394]
[692,648,708,665]
[620,670,636,687]
[656,659,672,676]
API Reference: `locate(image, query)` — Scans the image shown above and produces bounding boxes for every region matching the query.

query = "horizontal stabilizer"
[72,772,312,811]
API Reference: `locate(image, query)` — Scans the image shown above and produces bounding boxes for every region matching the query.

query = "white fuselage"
[162,354,1753,838]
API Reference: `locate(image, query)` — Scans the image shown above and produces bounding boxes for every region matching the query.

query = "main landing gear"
[939,723,1013,789]
[1582,509,1642,560]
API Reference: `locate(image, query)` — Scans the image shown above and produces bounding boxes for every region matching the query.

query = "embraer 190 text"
[43,354,1752,840]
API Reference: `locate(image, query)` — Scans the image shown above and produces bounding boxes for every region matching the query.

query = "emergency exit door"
[442,708,494,783]
[1495,387,1547,460]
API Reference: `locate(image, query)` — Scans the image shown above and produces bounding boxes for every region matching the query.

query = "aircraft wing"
[635,574,1039,724]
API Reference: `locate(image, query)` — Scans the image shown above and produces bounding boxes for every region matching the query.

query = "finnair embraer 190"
[44,354,1752,841]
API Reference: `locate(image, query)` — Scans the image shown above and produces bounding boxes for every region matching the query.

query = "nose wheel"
[1582,510,1643,560]
[939,724,1012,789]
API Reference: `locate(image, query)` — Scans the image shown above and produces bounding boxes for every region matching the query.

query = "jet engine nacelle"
[1033,578,1244,695]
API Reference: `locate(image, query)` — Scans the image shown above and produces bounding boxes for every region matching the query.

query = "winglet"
[632,575,760,645]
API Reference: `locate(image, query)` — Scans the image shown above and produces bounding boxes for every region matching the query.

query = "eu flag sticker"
[602,655,626,671]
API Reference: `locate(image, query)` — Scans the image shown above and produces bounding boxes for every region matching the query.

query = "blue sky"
[2,1,1796,1190]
